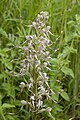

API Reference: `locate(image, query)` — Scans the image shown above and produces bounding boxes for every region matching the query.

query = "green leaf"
[6,115,19,120]
[52,93,59,101]
[14,100,21,106]
[0,49,7,57]
[0,27,7,37]
[2,103,15,109]
[5,62,13,70]
[61,67,74,78]
[54,104,63,112]
[0,74,4,79]
[2,83,15,97]
[3,48,10,52]
[60,91,70,101]
[76,14,80,21]
[6,115,15,120]
[2,58,13,70]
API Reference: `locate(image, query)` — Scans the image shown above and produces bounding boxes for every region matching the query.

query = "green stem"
[19,0,23,31]
[0,109,6,120]
[33,62,37,120]
[72,39,79,117]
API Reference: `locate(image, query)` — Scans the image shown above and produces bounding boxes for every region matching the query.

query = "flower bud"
[21,100,27,105]
[46,107,52,112]
[19,82,26,88]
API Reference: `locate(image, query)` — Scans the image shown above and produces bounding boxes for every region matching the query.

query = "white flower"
[28,83,33,89]
[32,22,38,28]
[38,95,42,99]
[32,100,35,107]
[37,14,43,21]
[21,100,27,105]
[44,62,47,67]
[46,26,50,30]
[19,82,26,88]
[30,96,34,100]
[38,85,46,95]
[43,73,47,77]
[37,100,43,108]
[30,77,33,83]
[46,107,52,112]
[34,54,38,60]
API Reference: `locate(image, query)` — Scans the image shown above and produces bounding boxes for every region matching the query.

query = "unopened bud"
[21,100,27,105]
[19,82,26,88]
[46,107,52,112]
